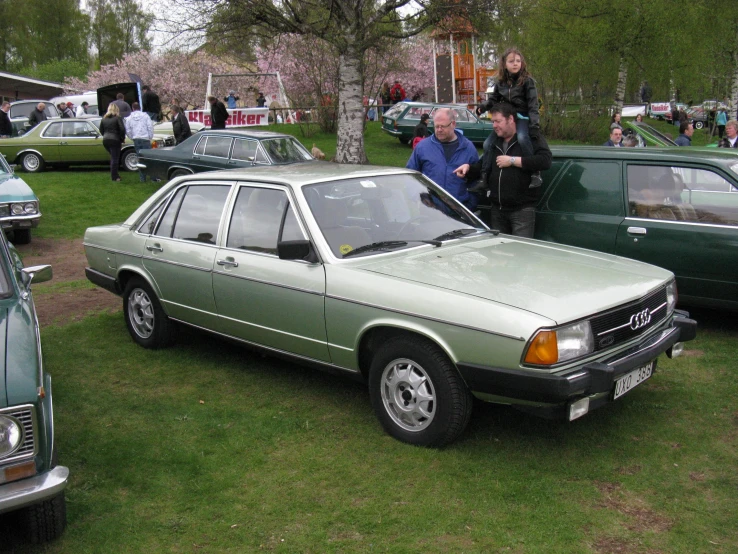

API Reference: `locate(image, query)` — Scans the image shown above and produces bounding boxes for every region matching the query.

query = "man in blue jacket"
[406,108,480,211]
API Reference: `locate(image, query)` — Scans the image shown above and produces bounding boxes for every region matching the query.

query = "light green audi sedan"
[83,164,696,446]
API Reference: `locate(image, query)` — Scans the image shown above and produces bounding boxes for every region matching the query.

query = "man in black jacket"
[454,102,551,237]
[0,102,12,137]
[208,96,229,129]
[142,85,161,122]
[171,106,192,144]
[27,103,48,130]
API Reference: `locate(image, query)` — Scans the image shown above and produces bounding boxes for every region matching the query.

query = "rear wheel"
[399,137,410,145]
[368,335,473,447]
[123,278,175,348]
[21,152,45,173]
[12,229,31,245]
[16,493,67,544]
[169,169,190,180]
[121,149,138,171]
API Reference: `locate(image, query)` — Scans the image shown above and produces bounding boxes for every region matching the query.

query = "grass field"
[2,121,737,553]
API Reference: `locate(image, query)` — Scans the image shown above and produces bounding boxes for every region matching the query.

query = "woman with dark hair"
[610,112,623,130]
[98,103,126,182]
[635,113,644,122]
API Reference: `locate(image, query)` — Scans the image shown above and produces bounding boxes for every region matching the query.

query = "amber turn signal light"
[524,330,559,365]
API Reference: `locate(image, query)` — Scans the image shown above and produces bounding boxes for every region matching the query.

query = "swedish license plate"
[613,361,654,400]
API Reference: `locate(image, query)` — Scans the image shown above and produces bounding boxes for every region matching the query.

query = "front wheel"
[121,149,138,172]
[21,152,45,173]
[368,335,473,447]
[12,229,31,245]
[123,278,175,348]
[16,493,67,544]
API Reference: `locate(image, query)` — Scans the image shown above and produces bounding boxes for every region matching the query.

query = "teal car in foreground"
[533,146,738,310]
[0,155,40,244]
[0,233,67,543]
[382,102,492,145]
[83,164,695,446]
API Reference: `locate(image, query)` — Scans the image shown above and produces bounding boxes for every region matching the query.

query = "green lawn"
[3,123,737,552]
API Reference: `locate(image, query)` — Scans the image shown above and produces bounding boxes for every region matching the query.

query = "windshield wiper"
[342,239,441,258]
[433,228,498,242]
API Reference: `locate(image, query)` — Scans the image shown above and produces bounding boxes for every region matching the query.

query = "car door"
[35,122,62,162]
[226,138,259,168]
[212,184,329,361]
[615,163,738,306]
[535,159,625,252]
[59,121,106,162]
[189,135,234,172]
[141,182,233,328]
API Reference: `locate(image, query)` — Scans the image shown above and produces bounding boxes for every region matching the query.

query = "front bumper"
[0,214,41,231]
[457,312,697,413]
[0,465,69,515]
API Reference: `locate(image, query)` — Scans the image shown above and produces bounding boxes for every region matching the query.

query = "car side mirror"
[277,240,318,263]
[21,264,52,285]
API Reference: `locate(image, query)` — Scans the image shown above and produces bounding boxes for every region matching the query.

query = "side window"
[227,187,302,254]
[171,185,230,243]
[453,109,471,122]
[546,161,623,216]
[63,121,94,137]
[153,187,187,238]
[85,122,101,136]
[231,139,258,162]
[202,137,232,158]
[139,201,165,235]
[193,136,206,155]
[43,123,63,138]
[254,145,270,164]
[661,167,737,225]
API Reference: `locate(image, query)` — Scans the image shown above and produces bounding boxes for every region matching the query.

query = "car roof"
[393,101,472,109]
[550,145,738,166]
[194,129,295,139]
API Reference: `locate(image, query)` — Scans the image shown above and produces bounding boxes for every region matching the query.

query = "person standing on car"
[141,85,161,122]
[208,96,229,129]
[125,102,154,183]
[407,108,480,211]
[171,106,192,145]
[453,102,552,237]
[27,103,47,130]
[99,103,126,182]
[112,93,132,118]
[0,102,12,138]
[675,122,693,146]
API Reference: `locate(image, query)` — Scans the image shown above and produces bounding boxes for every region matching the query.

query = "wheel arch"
[116,268,166,312]
[16,149,44,163]
[167,166,194,180]
[356,323,459,381]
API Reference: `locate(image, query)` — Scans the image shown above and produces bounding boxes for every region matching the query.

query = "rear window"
[383,103,407,118]
[545,161,623,216]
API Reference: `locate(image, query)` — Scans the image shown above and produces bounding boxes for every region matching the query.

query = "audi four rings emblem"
[629,308,651,330]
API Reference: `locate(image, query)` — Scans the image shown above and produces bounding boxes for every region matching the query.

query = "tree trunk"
[732,32,738,119]
[335,47,368,164]
[613,55,628,113]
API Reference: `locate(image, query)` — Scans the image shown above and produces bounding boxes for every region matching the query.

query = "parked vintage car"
[8,101,61,138]
[0,154,41,244]
[0,118,174,173]
[83,164,695,446]
[381,101,493,145]
[136,129,316,181]
[532,146,738,310]
[0,234,68,543]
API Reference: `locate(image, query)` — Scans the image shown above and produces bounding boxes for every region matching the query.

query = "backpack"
[393,87,403,101]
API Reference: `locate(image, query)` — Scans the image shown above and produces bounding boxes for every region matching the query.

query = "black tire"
[121,149,138,172]
[21,152,45,173]
[399,137,410,145]
[368,335,473,447]
[169,169,190,180]
[123,278,175,348]
[17,493,67,544]
[12,229,31,245]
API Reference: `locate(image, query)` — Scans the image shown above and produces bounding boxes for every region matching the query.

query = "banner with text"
[186,108,269,128]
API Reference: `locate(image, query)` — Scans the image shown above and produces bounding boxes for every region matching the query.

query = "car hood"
[352,235,672,324]
[0,300,41,408]
[0,173,36,202]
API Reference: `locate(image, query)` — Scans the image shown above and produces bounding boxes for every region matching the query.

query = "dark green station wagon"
[532,146,738,310]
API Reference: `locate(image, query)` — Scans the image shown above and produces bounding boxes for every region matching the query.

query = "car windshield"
[260,137,313,164]
[303,173,486,258]
[0,155,10,174]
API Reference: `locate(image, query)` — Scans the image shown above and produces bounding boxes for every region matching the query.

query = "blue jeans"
[133,138,151,182]
[488,204,536,238]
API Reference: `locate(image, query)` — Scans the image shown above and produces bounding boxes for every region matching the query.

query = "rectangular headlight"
[666,281,677,314]
[524,321,594,366]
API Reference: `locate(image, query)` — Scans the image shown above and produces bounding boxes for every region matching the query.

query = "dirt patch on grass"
[594,482,673,534]
[16,238,120,327]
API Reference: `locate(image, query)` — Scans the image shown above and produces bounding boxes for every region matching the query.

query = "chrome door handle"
[146,244,163,252]
[217,258,239,267]
[627,227,647,235]
[59,141,68,145]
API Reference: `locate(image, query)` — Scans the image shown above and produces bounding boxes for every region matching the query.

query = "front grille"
[590,288,668,351]
[163,137,175,147]
[0,406,36,464]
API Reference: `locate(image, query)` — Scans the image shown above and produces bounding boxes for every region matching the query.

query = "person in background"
[603,127,623,146]
[717,120,738,148]
[75,101,89,118]
[98,103,126,182]
[171,106,192,145]
[380,82,391,113]
[141,85,161,122]
[635,113,644,122]
[454,102,552,237]
[390,80,406,105]
[58,103,74,118]
[125,102,154,183]
[256,92,267,107]
[622,135,638,147]
[0,102,12,137]
[412,113,431,149]
[674,122,693,146]
[407,108,480,211]
[27,103,47,130]
[224,90,239,109]
[716,108,727,139]
[208,95,229,129]
[671,103,679,126]
[610,112,623,130]
[112,93,132,118]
